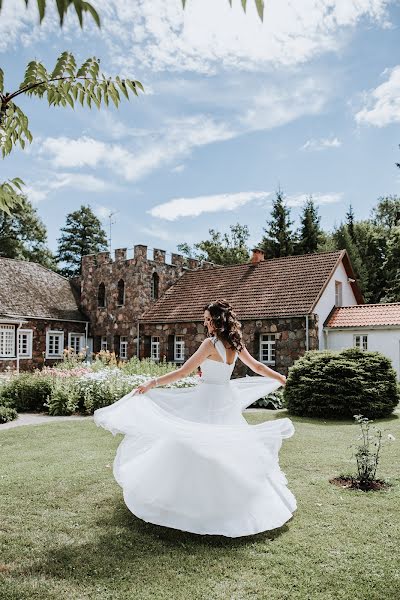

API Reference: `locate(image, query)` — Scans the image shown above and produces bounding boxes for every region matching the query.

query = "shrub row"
[0,369,198,416]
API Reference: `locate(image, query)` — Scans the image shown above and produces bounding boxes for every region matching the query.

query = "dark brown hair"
[204,299,244,352]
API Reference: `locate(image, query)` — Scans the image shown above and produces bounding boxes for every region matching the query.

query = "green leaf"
[254,0,264,20]
[37,0,46,22]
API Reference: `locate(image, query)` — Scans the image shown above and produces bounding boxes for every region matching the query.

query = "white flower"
[387,434,396,441]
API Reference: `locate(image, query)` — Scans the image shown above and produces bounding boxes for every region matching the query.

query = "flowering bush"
[76,369,197,414]
[0,353,199,417]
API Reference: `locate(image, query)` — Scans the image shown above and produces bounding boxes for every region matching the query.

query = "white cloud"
[148,191,270,221]
[301,137,342,151]
[93,205,114,220]
[140,225,175,241]
[286,193,343,207]
[96,0,392,75]
[241,78,327,130]
[39,115,236,182]
[24,172,114,203]
[171,164,185,173]
[355,65,400,126]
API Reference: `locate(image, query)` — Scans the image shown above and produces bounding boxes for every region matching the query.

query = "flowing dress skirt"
[94,373,297,537]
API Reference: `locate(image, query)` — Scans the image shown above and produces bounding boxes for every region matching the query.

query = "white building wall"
[313,261,359,349]
[326,328,400,380]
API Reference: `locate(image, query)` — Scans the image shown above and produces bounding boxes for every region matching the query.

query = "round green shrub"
[0,406,18,424]
[284,348,399,419]
[0,375,52,412]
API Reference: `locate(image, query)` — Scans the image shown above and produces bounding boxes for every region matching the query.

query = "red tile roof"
[325,303,400,328]
[142,250,362,322]
[0,258,87,322]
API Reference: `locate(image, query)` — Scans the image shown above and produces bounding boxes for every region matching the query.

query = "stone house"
[324,303,400,380]
[0,258,88,371]
[139,249,363,376]
[79,245,205,358]
[2,245,369,376]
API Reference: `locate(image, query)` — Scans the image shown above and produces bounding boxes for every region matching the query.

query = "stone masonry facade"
[140,316,319,377]
[80,245,207,357]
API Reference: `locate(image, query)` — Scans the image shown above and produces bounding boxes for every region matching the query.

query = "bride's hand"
[133,379,156,396]
[276,374,287,387]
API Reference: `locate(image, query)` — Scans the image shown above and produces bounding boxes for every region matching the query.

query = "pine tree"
[346,204,355,240]
[332,224,370,299]
[297,196,323,254]
[57,205,108,277]
[0,194,56,269]
[382,226,400,302]
[261,189,294,258]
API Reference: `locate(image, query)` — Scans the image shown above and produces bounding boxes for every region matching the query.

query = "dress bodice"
[200,337,238,385]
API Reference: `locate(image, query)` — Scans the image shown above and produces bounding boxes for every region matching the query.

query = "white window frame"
[18,329,33,359]
[101,336,108,352]
[151,336,160,361]
[0,324,16,358]
[46,330,64,359]
[260,334,276,365]
[335,280,343,307]
[174,335,185,362]
[120,336,128,359]
[68,332,85,354]
[354,334,368,351]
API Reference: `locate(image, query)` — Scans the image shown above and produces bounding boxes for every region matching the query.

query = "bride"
[94,299,297,537]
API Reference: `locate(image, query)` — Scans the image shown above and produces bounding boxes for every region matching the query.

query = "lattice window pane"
[120,336,128,359]
[174,335,185,361]
[0,325,15,357]
[151,336,160,361]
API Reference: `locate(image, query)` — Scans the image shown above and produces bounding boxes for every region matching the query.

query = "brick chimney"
[251,248,265,264]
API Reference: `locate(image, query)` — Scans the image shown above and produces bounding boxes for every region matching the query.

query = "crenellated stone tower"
[80,244,202,356]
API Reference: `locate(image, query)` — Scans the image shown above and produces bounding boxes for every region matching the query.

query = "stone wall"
[80,245,195,352]
[0,319,87,372]
[140,315,319,376]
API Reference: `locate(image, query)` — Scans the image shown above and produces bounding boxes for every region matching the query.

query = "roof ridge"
[0,256,71,282]
[334,302,400,309]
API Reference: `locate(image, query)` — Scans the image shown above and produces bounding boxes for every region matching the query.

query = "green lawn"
[1,411,399,600]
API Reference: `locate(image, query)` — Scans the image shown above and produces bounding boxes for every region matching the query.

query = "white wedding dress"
[94,338,297,537]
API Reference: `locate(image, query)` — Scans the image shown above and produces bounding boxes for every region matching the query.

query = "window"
[101,336,108,351]
[46,331,64,359]
[0,324,15,358]
[354,335,368,351]
[18,329,33,359]
[174,335,185,362]
[68,333,85,354]
[151,273,159,300]
[335,281,343,307]
[117,279,125,306]
[120,336,128,359]
[260,334,276,365]
[98,282,106,307]
[151,336,160,361]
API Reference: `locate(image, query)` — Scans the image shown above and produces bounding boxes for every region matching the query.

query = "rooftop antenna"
[108,211,118,252]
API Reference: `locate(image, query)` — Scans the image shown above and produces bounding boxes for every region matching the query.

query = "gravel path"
[0,413,93,431]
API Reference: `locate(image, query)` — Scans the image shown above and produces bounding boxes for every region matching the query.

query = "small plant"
[351,414,382,485]
[0,406,18,424]
[330,414,395,492]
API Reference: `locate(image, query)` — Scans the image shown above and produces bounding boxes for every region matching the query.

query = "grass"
[0,411,399,600]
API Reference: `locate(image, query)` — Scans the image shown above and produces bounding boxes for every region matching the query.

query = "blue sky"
[2,0,400,258]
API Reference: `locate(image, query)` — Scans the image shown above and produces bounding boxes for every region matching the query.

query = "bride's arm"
[133,338,214,395]
[238,346,286,386]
